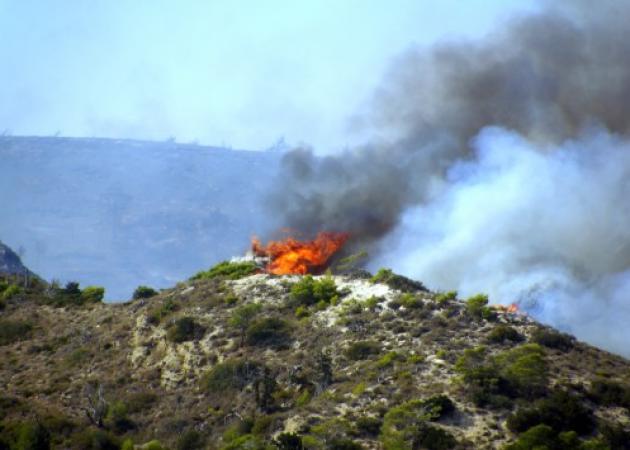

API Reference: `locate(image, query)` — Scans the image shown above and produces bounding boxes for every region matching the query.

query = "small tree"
[81,286,105,303]
[133,285,158,300]
[229,303,263,346]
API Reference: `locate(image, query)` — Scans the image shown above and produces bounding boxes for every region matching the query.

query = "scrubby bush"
[80,286,105,303]
[435,291,457,304]
[125,391,157,413]
[132,285,158,300]
[290,275,338,308]
[245,317,292,349]
[399,293,424,309]
[229,303,263,345]
[504,424,559,450]
[190,261,257,281]
[370,268,427,293]
[176,429,205,450]
[379,398,457,450]
[70,428,119,450]
[13,421,51,450]
[147,298,177,325]
[1,284,21,302]
[166,317,206,343]
[0,319,33,346]
[487,325,524,344]
[531,328,575,352]
[466,294,496,321]
[588,378,630,408]
[105,401,134,432]
[274,432,303,450]
[203,359,262,393]
[455,344,548,406]
[355,416,382,437]
[345,341,381,360]
[507,390,595,435]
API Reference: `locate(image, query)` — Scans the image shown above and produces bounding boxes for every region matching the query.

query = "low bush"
[229,303,263,345]
[487,325,524,344]
[203,359,262,393]
[1,284,21,301]
[588,378,630,408]
[435,291,457,304]
[507,390,595,435]
[370,268,427,293]
[290,275,338,307]
[380,399,457,450]
[132,285,158,300]
[0,319,33,346]
[455,344,548,406]
[147,298,178,325]
[166,317,206,343]
[105,400,135,432]
[125,391,158,413]
[70,428,120,450]
[355,416,382,437]
[466,294,496,321]
[190,261,257,281]
[531,328,575,352]
[274,432,304,450]
[345,341,381,360]
[245,317,292,349]
[80,286,105,303]
[176,429,205,450]
[399,293,424,309]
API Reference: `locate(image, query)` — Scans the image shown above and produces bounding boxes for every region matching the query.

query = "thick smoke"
[269,1,630,355]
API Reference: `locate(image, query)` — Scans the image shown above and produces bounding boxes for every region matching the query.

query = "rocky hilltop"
[1,263,629,449]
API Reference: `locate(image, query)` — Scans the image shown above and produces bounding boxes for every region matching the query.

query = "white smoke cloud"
[374,126,630,355]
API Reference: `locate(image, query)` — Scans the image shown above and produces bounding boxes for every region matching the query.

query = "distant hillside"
[0,267,629,449]
[0,136,281,300]
[0,241,34,277]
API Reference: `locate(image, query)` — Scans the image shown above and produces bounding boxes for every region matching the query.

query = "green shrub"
[345,341,381,360]
[600,422,630,449]
[274,433,303,450]
[355,416,382,437]
[125,391,158,413]
[370,268,427,293]
[245,317,292,349]
[132,285,158,300]
[1,284,21,301]
[80,286,105,303]
[290,275,338,307]
[203,359,262,393]
[487,325,524,344]
[14,421,51,450]
[588,378,630,408]
[105,401,134,432]
[435,291,457,304]
[191,261,257,281]
[176,429,205,450]
[399,293,424,309]
[531,328,575,352]
[466,294,496,321]
[147,297,177,324]
[506,390,595,435]
[455,344,548,405]
[379,399,456,450]
[326,437,362,450]
[229,303,263,345]
[167,317,206,343]
[503,424,559,450]
[376,351,400,368]
[0,319,33,346]
[70,428,119,450]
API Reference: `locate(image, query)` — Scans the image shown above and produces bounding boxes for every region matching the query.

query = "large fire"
[252,231,349,275]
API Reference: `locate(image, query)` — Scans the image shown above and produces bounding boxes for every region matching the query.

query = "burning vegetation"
[251,231,349,275]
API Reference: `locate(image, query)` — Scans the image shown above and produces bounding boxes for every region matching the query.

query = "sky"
[0,0,540,152]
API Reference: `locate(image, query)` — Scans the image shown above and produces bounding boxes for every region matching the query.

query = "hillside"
[0,136,281,300]
[0,241,34,278]
[1,264,630,449]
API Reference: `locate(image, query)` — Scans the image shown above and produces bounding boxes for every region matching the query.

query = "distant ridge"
[0,240,35,277]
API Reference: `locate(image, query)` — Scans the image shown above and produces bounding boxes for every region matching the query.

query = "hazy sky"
[0,0,539,151]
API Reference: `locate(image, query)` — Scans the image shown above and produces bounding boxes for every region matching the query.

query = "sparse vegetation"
[289,274,338,308]
[465,293,496,321]
[531,327,575,351]
[345,340,381,360]
[487,324,524,344]
[370,268,427,293]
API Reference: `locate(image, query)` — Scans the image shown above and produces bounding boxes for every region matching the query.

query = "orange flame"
[252,231,349,275]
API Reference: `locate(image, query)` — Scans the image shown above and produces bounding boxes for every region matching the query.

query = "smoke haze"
[270,1,630,355]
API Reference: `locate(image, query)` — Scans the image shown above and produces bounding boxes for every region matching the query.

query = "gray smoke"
[269,1,630,355]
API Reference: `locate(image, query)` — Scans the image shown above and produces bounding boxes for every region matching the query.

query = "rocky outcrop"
[0,240,33,276]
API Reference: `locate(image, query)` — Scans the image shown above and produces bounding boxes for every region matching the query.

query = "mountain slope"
[0,267,629,449]
[0,136,281,300]
[0,241,34,277]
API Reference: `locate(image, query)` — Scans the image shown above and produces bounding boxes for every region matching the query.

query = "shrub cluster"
[190,261,257,281]
[0,319,33,346]
[46,281,105,306]
[132,285,158,300]
[455,344,548,407]
[245,317,293,349]
[345,341,381,361]
[587,378,630,408]
[289,275,338,309]
[166,317,206,343]
[487,325,524,345]
[465,294,496,321]
[370,268,427,293]
[531,328,575,352]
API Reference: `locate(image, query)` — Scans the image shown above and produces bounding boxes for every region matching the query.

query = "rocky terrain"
[1,256,630,449]
[0,241,34,277]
